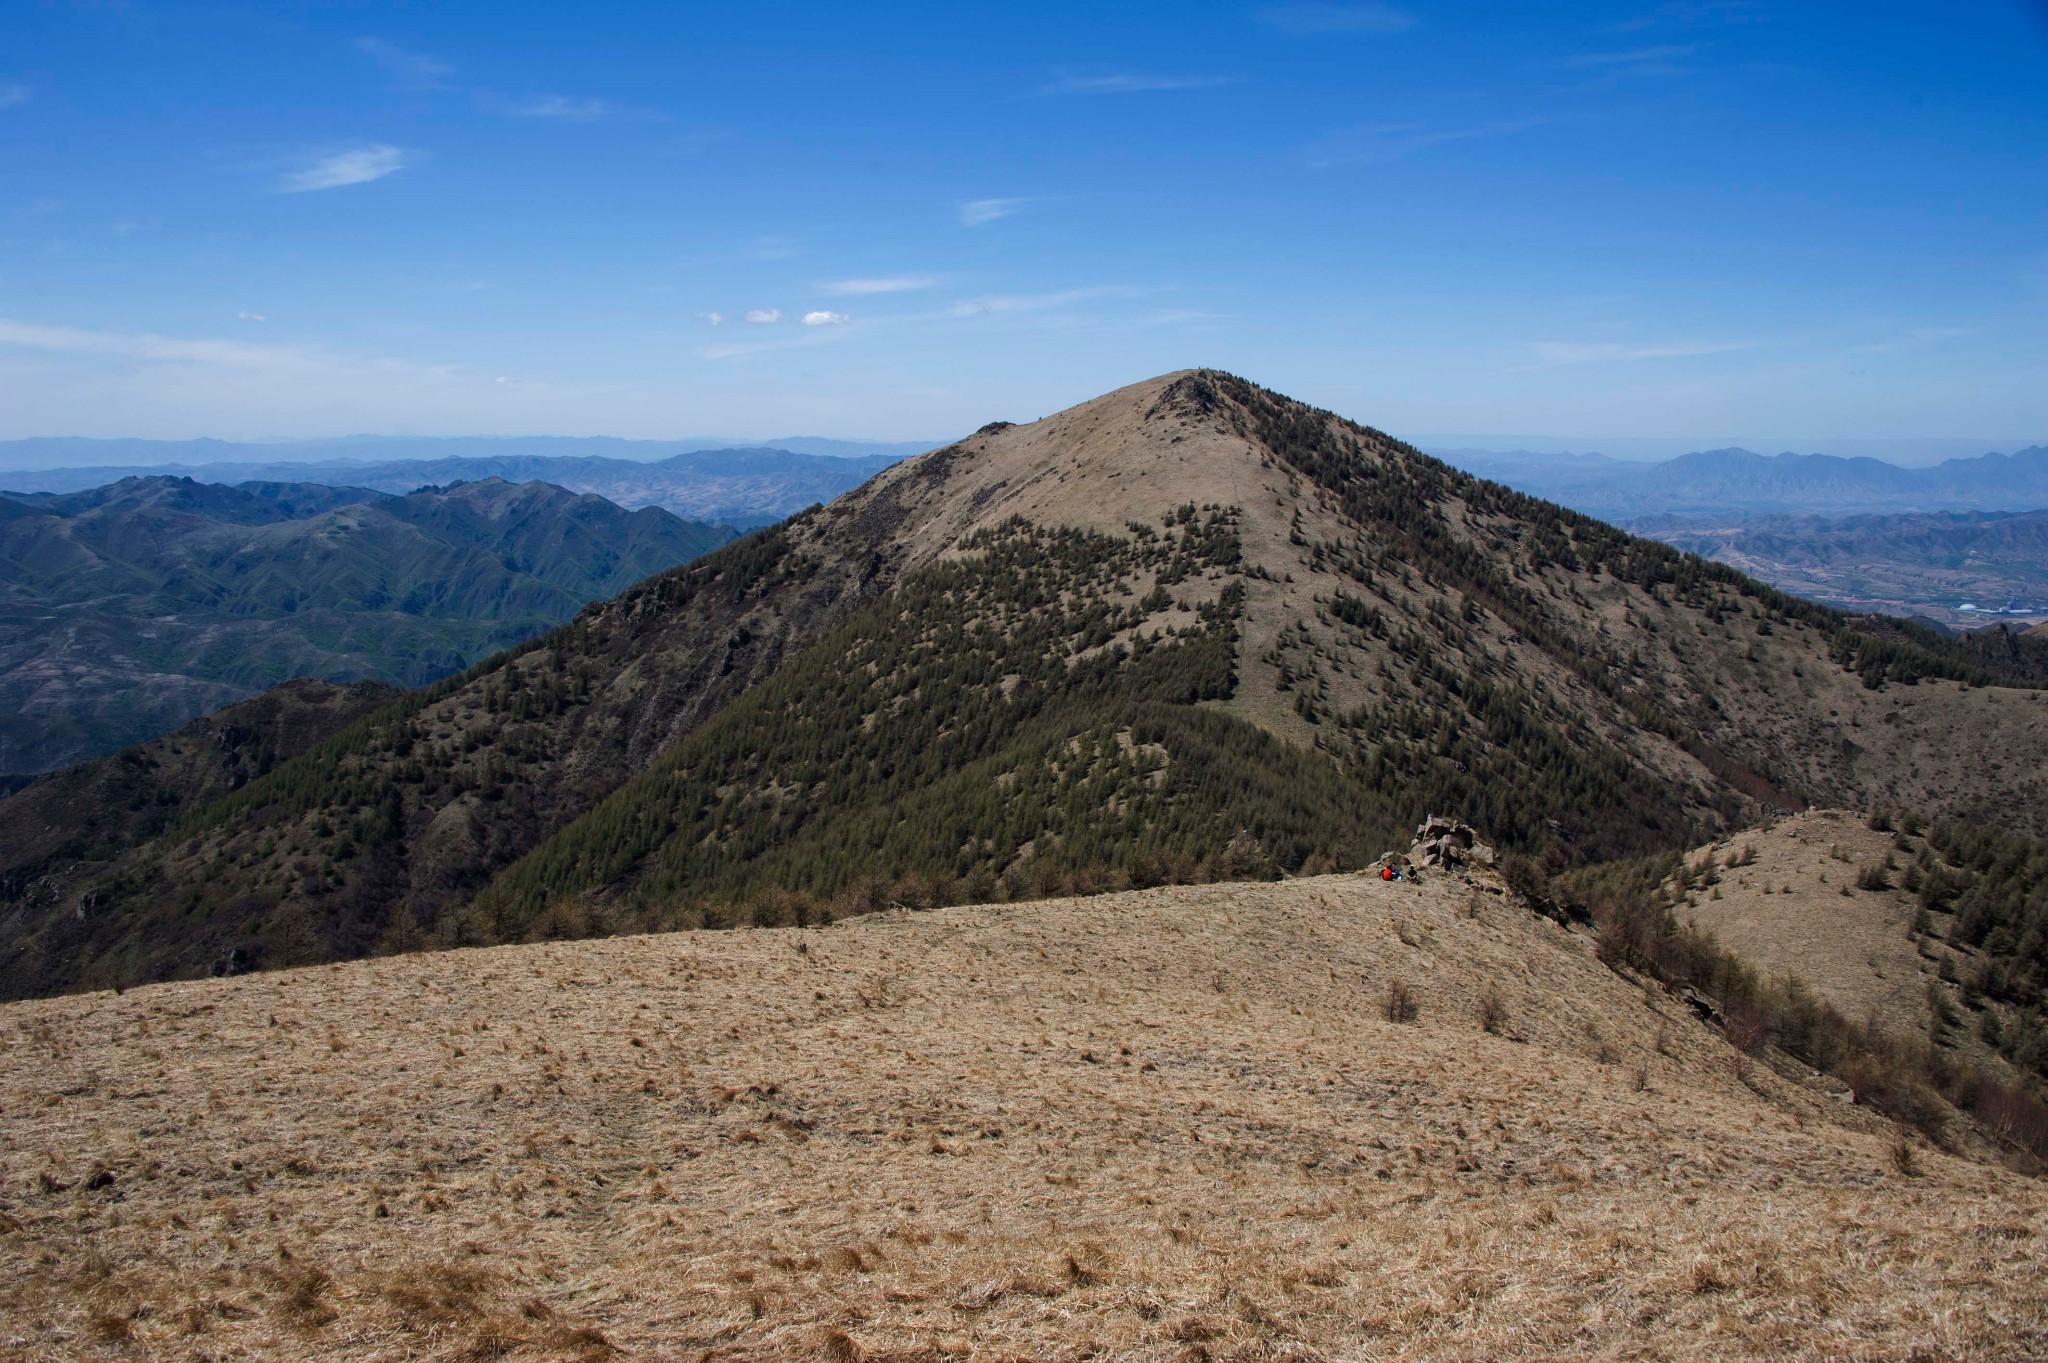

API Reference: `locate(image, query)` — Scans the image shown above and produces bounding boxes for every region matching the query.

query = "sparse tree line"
[1556,814,2048,1166]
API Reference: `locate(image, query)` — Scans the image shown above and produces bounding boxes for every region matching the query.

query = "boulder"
[1408,816,1495,870]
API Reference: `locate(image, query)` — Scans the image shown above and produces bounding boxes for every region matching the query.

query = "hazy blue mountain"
[1433,444,2048,518]
[0,475,734,776]
[0,443,916,525]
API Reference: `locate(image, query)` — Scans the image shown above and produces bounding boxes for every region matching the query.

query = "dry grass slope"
[3,868,2043,1361]
[1683,811,1959,1045]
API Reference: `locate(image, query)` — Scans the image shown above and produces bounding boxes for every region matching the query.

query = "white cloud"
[1303,120,1542,168]
[352,38,454,88]
[1521,339,1753,367]
[698,311,725,326]
[818,277,934,296]
[280,145,410,193]
[1256,3,1415,35]
[744,309,783,324]
[487,93,617,121]
[0,82,30,110]
[1037,72,1238,95]
[236,310,266,323]
[699,285,1140,361]
[958,197,1029,227]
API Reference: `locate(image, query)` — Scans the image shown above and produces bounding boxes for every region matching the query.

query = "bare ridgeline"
[3,373,2047,1359]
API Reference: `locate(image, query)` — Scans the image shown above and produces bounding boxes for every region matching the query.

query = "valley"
[1629,509,2048,631]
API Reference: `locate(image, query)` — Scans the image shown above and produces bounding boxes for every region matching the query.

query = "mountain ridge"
[6,370,2048,999]
[0,475,732,776]
[1443,442,2048,517]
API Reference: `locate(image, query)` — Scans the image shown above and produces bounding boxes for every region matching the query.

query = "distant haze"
[0,434,944,475]
[1412,436,2043,468]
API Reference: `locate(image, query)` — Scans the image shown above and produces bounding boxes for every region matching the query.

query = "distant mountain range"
[0,440,913,523]
[0,475,733,777]
[0,432,938,469]
[0,442,918,528]
[1433,444,2048,518]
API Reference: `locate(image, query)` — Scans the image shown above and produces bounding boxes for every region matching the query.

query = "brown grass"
[1,867,2043,1360]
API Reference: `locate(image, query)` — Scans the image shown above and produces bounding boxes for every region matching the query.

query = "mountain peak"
[12,370,2048,1001]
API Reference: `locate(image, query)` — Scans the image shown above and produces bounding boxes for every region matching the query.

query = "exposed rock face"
[1410,816,1496,870]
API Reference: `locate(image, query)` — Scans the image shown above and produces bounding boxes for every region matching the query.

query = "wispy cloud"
[236,310,266,323]
[697,284,1148,362]
[697,311,725,326]
[279,145,410,193]
[0,82,30,110]
[944,286,1139,320]
[958,197,1030,227]
[1561,44,1696,71]
[818,277,934,297]
[1037,71,1239,95]
[744,309,783,324]
[1848,327,1970,356]
[0,318,314,370]
[1256,3,1415,36]
[352,37,454,89]
[1520,339,1754,367]
[1303,119,1542,168]
[1608,1,1758,32]
[482,93,619,121]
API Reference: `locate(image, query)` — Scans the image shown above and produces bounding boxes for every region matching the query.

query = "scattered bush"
[1384,978,1418,1024]
[1476,985,1509,1036]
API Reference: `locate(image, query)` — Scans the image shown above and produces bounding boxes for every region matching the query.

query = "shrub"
[1855,864,1892,892]
[1476,984,1509,1035]
[1384,978,1418,1024]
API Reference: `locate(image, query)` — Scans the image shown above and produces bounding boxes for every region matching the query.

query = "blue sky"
[2,1,2045,447]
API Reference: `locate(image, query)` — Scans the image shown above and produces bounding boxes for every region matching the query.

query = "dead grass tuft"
[267,1263,336,1330]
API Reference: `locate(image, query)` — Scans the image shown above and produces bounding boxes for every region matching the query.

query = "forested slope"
[0,475,733,774]
[7,371,2048,999]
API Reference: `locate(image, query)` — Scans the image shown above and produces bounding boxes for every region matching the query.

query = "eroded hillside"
[3,870,2041,1361]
